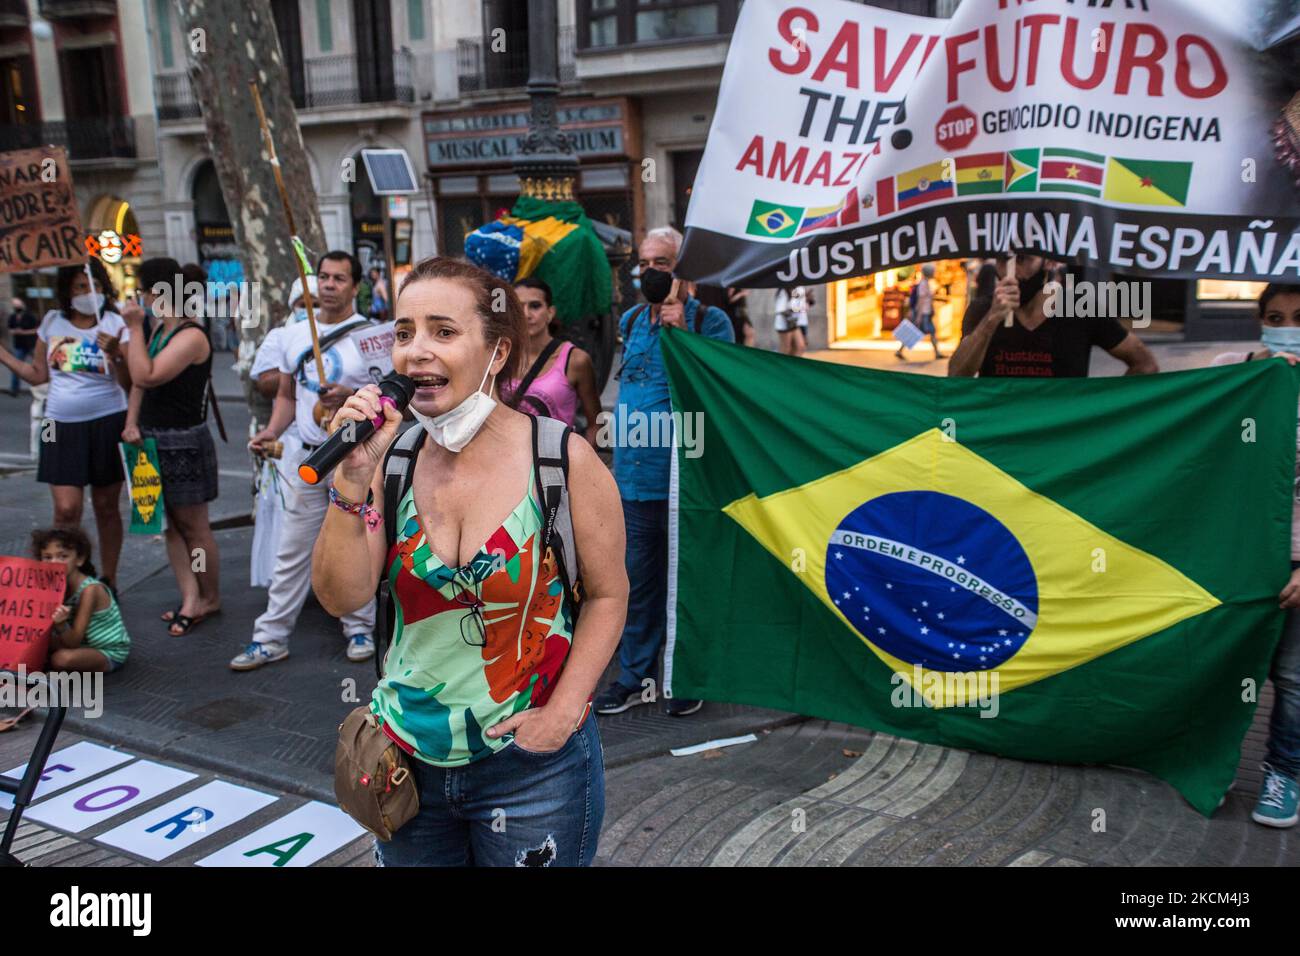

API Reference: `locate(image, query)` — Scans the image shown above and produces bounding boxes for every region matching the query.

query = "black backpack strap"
[510,337,563,408]
[692,299,703,334]
[530,415,581,622]
[373,422,424,680]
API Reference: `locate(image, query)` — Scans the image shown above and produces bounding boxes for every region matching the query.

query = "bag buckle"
[388,766,409,787]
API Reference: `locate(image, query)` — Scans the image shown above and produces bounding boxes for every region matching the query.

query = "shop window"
[828,260,970,348]
[1197,280,1267,303]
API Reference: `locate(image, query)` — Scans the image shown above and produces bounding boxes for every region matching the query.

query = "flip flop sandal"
[169,608,222,636]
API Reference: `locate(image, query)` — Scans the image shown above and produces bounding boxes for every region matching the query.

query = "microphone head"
[378,372,416,410]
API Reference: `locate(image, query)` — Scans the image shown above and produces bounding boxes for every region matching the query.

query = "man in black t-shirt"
[948,255,1158,378]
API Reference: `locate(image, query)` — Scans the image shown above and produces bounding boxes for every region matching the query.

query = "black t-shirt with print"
[960,298,1128,378]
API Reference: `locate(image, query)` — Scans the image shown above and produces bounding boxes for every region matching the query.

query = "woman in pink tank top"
[503,279,603,446]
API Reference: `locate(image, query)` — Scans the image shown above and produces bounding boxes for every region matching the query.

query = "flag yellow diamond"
[723,429,1220,701]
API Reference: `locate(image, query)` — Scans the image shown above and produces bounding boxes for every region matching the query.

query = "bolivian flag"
[955,152,1004,196]
[1103,157,1194,207]
[660,330,1298,815]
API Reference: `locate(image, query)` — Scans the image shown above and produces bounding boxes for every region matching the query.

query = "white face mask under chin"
[408,340,501,453]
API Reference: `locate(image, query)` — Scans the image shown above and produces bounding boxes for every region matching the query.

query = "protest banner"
[349,320,395,382]
[0,146,84,274]
[0,557,66,671]
[121,440,166,535]
[678,0,1300,286]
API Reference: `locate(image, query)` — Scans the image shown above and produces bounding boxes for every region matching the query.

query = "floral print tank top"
[370,469,577,767]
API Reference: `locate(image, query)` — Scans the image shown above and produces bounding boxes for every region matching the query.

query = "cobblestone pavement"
[3,340,1296,867]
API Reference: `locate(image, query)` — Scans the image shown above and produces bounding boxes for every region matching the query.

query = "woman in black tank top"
[121,258,222,636]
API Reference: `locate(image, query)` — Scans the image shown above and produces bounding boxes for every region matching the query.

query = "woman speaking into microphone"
[311,257,626,867]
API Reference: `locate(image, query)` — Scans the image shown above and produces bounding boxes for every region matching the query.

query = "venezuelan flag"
[955,152,1005,196]
[796,199,844,235]
[896,161,955,209]
[660,329,1297,817]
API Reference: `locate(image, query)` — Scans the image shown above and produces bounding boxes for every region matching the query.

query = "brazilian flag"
[660,330,1297,815]
[464,195,611,325]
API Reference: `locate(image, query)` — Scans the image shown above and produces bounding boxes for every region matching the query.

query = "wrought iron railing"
[155,73,201,121]
[458,25,575,94]
[301,49,415,108]
[38,0,117,19]
[0,116,136,160]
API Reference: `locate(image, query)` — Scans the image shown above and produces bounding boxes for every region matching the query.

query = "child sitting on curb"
[33,526,130,673]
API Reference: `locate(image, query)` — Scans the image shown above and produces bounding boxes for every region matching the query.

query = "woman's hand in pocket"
[487,706,573,753]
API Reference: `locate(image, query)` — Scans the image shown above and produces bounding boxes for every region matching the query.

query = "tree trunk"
[175,0,325,417]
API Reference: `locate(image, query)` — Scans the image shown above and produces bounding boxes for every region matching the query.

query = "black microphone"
[298,372,415,485]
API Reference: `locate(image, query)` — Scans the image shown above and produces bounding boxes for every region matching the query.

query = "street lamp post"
[514,0,578,200]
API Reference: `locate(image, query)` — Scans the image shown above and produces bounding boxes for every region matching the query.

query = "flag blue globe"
[824,491,1038,671]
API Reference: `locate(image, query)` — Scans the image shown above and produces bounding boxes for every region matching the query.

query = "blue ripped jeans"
[374,717,604,867]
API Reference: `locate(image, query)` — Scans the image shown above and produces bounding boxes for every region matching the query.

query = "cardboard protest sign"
[350,320,395,382]
[0,557,66,671]
[0,146,84,274]
[120,440,166,535]
[679,0,1300,286]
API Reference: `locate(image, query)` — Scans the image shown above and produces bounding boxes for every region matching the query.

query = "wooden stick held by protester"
[249,81,326,385]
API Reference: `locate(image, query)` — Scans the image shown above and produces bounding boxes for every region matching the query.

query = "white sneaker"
[230,641,289,671]
[346,634,375,662]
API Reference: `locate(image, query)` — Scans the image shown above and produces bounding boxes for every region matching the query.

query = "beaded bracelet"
[329,485,382,532]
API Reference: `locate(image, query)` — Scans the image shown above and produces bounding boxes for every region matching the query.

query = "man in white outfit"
[231,251,377,670]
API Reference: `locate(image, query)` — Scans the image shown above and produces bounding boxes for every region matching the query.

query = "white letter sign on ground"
[0,741,132,811]
[24,760,196,833]
[678,0,1300,286]
[96,780,279,861]
[195,801,366,868]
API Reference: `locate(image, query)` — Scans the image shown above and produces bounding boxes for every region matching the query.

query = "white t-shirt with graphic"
[277,314,374,446]
[251,325,291,379]
[38,310,131,423]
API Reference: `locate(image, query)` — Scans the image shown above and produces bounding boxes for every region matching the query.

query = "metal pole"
[382,201,396,314]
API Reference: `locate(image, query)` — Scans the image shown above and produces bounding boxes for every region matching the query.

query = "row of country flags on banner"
[746,150,1194,240]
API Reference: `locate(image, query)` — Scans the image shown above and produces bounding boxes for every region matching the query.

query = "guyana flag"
[660,329,1297,815]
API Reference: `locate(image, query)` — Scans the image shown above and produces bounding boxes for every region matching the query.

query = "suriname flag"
[660,329,1298,815]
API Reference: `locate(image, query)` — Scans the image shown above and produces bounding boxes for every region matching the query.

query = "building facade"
[0,0,164,308]
[146,0,437,289]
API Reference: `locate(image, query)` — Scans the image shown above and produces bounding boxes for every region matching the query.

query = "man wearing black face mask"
[948,253,1158,378]
[594,226,735,719]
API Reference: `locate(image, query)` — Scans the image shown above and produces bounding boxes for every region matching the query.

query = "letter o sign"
[75,785,140,812]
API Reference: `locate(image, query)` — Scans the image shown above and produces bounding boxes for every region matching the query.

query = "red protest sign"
[0,146,84,274]
[0,557,66,671]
